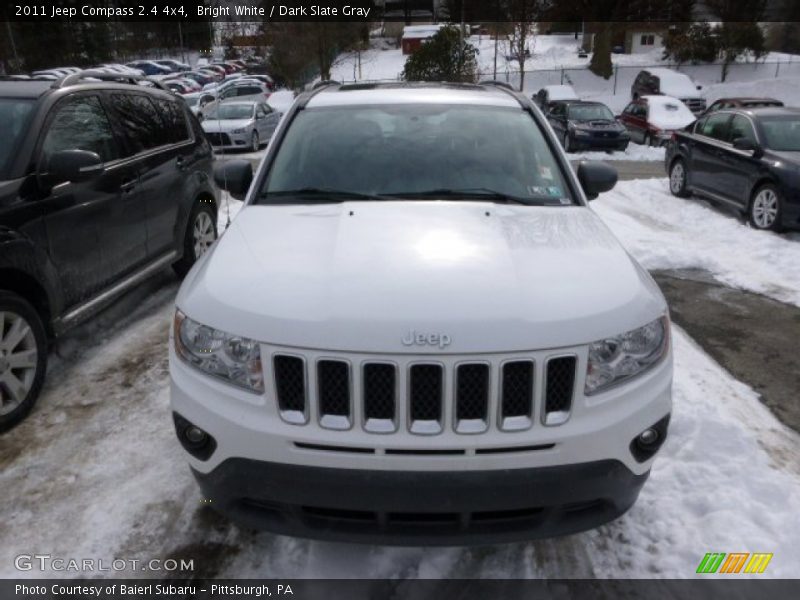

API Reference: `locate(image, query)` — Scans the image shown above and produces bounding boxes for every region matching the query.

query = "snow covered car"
[618,95,696,147]
[170,82,673,544]
[201,101,281,151]
[631,68,706,116]
[532,84,579,113]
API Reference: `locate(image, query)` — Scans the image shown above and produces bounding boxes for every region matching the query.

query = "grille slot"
[317,360,351,429]
[273,355,306,423]
[409,364,443,434]
[544,356,576,426]
[363,363,396,432]
[455,363,489,433]
[500,360,534,430]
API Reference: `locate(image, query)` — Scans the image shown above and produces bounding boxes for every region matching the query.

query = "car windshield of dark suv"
[759,116,800,151]
[0,98,35,179]
[568,104,615,121]
[261,104,574,205]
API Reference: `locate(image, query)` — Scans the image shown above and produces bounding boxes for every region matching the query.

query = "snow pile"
[576,145,665,162]
[643,95,697,130]
[703,76,800,106]
[593,178,800,307]
[543,84,578,101]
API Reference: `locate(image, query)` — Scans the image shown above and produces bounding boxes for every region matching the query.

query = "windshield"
[0,99,35,179]
[206,104,254,120]
[568,104,615,121]
[184,96,199,107]
[759,116,800,151]
[261,104,573,205]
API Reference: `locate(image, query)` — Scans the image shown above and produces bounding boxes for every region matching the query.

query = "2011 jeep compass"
[170,82,672,545]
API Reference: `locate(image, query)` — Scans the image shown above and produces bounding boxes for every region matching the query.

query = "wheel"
[563,132,572,153]
[669,159,690,198]
[749,184,784,232]
[173,201,218,277]
[0,292,47,433]
[251,131,259,152]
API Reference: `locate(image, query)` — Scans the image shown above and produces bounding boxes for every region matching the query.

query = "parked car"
[702,97,784,117]
[201,100,281,151]
[618,95,696,146]
[154,59,191,72]
[666,107,800,232]
[180,71,216,88]
[200,81,271,115]
[165,80,199,95]
[182,91,217,118]
[631,68,706,115]
[96,63,145,77]
[0,72,219,431]
[126,61,171,77]
[171,82,672,545]
[199,66,226,81]
[532,84,579,113]
[548,100,630,152]
[234,74,275,91]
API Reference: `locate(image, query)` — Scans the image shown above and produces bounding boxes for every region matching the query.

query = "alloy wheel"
[193,211,216,259]
[752,188,779,229]
[0,311,38,416]
[670,162,685,194]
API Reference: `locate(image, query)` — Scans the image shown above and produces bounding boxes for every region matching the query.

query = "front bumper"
[204,130,252,150]
[193,456,651,545]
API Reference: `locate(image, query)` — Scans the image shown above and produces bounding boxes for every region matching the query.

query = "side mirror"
[45,149,103,185]
[696,85,703,90]
[576,161,618,200]
[732,137,763,157]
[213,160,253,200]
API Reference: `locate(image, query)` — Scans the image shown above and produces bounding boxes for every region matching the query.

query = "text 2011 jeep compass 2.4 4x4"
[170,82,672,544]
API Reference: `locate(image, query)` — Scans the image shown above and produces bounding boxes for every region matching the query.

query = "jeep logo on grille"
[401,330,452,349]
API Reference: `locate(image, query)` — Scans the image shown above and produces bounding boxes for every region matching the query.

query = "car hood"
[201,119,252,133]
[177,202,667,353]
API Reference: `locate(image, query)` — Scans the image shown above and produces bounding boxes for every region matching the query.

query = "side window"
[730,115,757,144]
[694,117,707,134]
[634,104,647,118]
[153,98,190,144]
[220,87,237,99]
[41,95,118,163]
[623,103,635,115]
[107,93,164,155]
[700,113,731,141]
[237,86,262,97]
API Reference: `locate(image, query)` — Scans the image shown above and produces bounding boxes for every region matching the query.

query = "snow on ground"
[574,145,665,162]
[592,179,800,308]
[1,179,800,579]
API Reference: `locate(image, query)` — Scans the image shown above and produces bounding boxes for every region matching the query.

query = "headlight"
[174,311,264,393]
[231,127,247,133]
[585,316,669,395]
[573,128,591,137]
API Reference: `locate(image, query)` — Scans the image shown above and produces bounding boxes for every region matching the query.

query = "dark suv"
[0,72,219,431]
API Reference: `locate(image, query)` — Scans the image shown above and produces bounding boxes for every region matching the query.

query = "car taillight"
[671,132,678,142]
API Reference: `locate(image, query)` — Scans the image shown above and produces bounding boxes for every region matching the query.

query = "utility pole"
[178,21,186,63]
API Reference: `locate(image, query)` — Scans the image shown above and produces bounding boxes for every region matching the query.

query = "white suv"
[170,82,672,545]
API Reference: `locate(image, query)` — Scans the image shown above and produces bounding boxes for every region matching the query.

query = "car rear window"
[153,98,190,144]
[107,93,165,154]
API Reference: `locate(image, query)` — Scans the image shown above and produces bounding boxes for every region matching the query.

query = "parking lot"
[2,166,798,578]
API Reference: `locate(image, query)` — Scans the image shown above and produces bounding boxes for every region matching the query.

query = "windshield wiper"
[261,188,385,203]
[384,188,555,205]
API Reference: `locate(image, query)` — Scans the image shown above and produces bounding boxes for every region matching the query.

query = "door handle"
[120,179,137,194]
[176,156,186,170]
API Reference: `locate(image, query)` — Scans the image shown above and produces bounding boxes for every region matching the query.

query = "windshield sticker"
[546,186,562,197]
[539,166,553,180]
[527,185,547,196]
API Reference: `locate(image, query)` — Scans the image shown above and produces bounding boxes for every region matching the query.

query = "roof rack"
[51,70,169,92]
[479,80,516,91]
[297,80,342,109]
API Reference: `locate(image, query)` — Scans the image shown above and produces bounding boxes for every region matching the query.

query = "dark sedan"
[547,100,630,152]
[702,97,783,117]
[665,107,800,231]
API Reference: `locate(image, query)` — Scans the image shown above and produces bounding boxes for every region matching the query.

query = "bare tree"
[503,0,551,92]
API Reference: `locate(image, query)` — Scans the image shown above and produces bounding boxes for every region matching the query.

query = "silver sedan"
[200,101,282,152]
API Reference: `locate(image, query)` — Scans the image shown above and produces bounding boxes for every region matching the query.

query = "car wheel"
[669,159,690,198]
[173,200,218,277]
[563,132,572,153]
[749,184,784,232]
[251,131,259,152]
[0,291,47,433]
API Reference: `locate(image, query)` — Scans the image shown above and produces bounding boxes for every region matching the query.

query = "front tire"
[0,292,47,433]
[749,184,784,232]
[172,201,218,277]
[251,131,260,152]
[669,159,690,198]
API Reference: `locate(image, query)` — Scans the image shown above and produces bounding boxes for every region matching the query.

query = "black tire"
[172,200,218,277]
[0,291,47,433]
[748,184,784,232]
[251,131,259,152]
[669,159,690,198]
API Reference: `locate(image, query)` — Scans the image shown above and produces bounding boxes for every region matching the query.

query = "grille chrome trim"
[317,359,353,430]
[272,353,309,425]
[362,361,398,434]
[542,354,578,427]
[407,363,444,435]
[499,359,535,432]
[454,362,490,434]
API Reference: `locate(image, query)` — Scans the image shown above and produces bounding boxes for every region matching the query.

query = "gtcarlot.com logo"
[696,552,773,574]
[14,554,194,572]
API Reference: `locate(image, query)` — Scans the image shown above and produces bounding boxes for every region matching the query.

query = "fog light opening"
[637,428,659,447]
[185,425,208,445]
